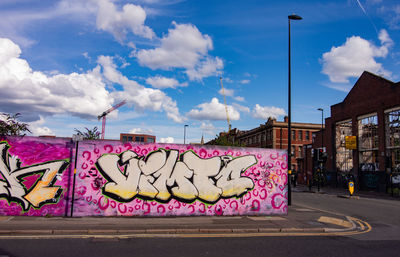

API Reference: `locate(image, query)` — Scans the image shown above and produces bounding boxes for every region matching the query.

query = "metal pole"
[288,17,292,206]
[321,109,324,149]
[70,138,79,217]
[287,14,302,205]
[184,125,188,144]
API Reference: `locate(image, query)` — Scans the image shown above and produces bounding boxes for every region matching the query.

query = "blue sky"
[0,0,399,143]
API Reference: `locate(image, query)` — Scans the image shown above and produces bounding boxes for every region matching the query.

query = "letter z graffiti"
[0,142,69,211]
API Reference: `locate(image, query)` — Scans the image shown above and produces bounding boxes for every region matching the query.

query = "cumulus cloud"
[321,29,393,83]
[146,75,187,89]
[185,57,223,81]
[200,122,216,135]
[218,87,245,102]
[0,37,113,122]
[252,104,286,120]
[97,55,184,123]
[232,103,250,113]
[218,87,234,97]
[160,137,174,143]
[136,22,222,80]
[28,116,55,136]
[96,0,155,42]
[234,96,245,102]
[129,127,154,134]
[187,98,240,121]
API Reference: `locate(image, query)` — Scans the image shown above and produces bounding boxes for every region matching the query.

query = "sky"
[0,0,399,144]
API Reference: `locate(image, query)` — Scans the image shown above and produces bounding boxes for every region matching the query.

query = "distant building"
[120,133,156,143]
[235,117,321,172]
[205,118,321,173]
[312,71,400,192]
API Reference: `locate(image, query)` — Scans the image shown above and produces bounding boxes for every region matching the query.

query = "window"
[147,137,155,143]
[127,136,133,141]
[335,120,353,172]
[292,130,296,140]
[122,136,127,142]
[305,131,310,140]
[291,146,295,157]
[135,136,140,142]
[385,107,400,172]
[358,114,379,171]
[298,146,303,158]
[299,131,303,141]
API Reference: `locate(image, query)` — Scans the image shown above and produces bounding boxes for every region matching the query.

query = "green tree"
[0,113,31,136]
[212,133,244,147]
[74,127,100,140]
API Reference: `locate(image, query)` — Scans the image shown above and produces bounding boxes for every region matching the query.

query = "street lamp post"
[317,108,324,192]
[288,14,302,206]
[184,125,188,144]
[317,108,324,149]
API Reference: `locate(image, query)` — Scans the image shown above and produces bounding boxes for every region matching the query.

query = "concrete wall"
[0,136,288,217]
[0,136,72,216]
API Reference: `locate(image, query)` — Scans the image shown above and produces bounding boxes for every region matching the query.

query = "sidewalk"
[0,201,370,238]
[292,183,400,201]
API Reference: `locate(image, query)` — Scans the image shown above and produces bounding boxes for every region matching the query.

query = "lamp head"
[288,14,302,20]
[317,108,323,111]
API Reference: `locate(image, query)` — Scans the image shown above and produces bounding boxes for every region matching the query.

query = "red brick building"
[120,133,156,143]
[235,117,322,173]
[309,71,400,192]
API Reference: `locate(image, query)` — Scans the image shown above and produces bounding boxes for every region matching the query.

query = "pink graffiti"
[157,205,166,214]
[251,200,260,211]
[82,151,91,161]
[271,193,286,209]
[98,196,109,210]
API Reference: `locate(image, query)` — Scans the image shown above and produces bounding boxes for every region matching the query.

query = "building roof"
[330,71,400,121]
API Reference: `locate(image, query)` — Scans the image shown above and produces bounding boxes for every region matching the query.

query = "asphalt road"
[292,191,400,241]
[0,237,399,257]
[0,191,399,257]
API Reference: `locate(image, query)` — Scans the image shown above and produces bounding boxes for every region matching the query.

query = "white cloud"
[0,37,113,122]
[232,103,250,113]
[321,29,393,83]
[136,22,222,81]
[218,87,245,102]
[185,57,223,81]
[97,55,184,123]
[129,127,154,134]
[137,22,212,69]
[234,96,245,102]
[218,87,234,97]
[187,98,240,121]
[240,79,250,84]
[200,122,216,135]
[252,104,286,120]
[160,136,174,143]
[28,116,54,136]
[95,0,155,42]
[146,75,187,89]
[321,82,353,92]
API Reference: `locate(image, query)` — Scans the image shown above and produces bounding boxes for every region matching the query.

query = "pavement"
[1,185,394,238]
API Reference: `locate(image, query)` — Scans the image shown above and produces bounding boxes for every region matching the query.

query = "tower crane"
[219,77,231,132]
[98,100,126,139]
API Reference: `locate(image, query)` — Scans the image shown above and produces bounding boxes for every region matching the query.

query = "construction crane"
[98,100,127,139]
[219,77,231,132]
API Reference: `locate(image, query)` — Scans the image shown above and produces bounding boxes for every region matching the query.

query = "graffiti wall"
[0,136,288,217]
[0,136,72,216]
[73,141,288,217]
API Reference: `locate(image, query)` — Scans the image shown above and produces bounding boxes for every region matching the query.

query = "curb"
[0,227,328,236]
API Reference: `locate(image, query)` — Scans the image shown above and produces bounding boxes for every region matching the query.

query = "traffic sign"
[345,136,357,150]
